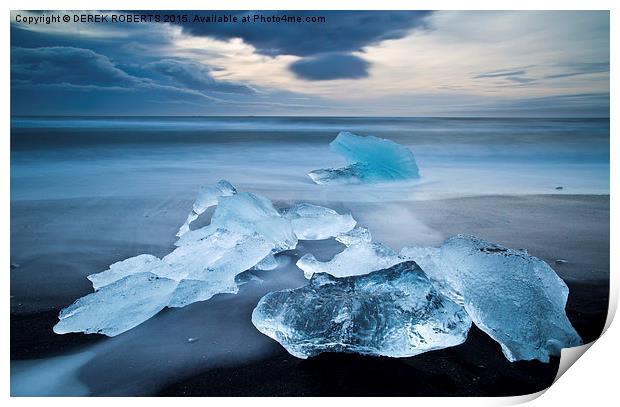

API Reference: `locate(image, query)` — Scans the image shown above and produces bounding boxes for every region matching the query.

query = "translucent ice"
[87,254,177,290]
[168,279,236,308]
[403,235,582,362]
[176,180,237,237]
[309,132,420,185]
[60,191,365,336]
[176,192,297,252]
[283,203,356,240]
[335,226,372,245]
[252,261,472,359]
[165,229,272,281]
[165,231,273,307]
[297,227,403,279]
[53,273,178,337]
[59,230,273,334]
[399,246,462,304]
[253,253,279,271]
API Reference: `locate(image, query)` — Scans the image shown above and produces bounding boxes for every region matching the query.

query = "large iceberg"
[252,261,472,359]
[402,235,582,362]
[297,227,403,279]
[176,180,237,237]
[282,203,356,240]
[308,132,420,185]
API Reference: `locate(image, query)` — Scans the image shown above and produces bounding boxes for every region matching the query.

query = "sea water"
[11,116,609,202]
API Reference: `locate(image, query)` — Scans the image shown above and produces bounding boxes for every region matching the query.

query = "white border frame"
[2,1,616,405]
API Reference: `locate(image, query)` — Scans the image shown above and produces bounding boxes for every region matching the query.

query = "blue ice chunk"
[297,227,402,279]
[253,253,279,271]
[252,261,471,359]
[177,180,237,237]
[53,273,178,337]
[176,192,297,252]
[283,203,356,240]
[309,132,420,184]
[401,235,583,362]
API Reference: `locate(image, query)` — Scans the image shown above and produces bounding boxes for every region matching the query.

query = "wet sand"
[10,194,609,396]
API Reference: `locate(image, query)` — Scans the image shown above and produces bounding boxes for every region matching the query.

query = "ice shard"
[53,273,178,337]
[165,229,272,281]
[402,235,582,362]
[176,192,297,252]
[309,132,420,185]
[176,180,237,237]
[252,261,472,359]
[165,231,273,307]
[253,253,279,271]
[399,246,462,304]
[297,227,403,279]
[283,203,356,240]
[87,254,177,290]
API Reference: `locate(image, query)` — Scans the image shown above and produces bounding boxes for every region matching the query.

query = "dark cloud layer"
[9,11,609,117]
[170,11,431,57]
[144,59,255,94]
[11,46,138,87]
[166,10,431,80]
[289,53,370,80]
[11,46,253,96]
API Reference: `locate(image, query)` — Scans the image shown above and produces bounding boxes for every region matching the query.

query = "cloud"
[9,11,610,117]
[473,65,537,87]
[11,46,139,87]
[474,69,529,79]
[9,47,333,115]
[545,62,609,79]
[504,76,536,84]
[169,11,431,57]
[144,59,255,94]
[481,92,609,117]
[289,53,370,81]
[10,46,256,104]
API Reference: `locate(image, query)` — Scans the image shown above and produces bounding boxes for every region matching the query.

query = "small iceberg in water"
[308,131,420,185]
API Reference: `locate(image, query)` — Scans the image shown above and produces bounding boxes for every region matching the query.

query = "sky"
[10,10,610,117]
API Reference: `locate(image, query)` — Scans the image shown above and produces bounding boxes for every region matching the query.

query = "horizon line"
[9,114,611,120]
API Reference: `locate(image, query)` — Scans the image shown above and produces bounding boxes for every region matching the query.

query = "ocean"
[11,116,610,202]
